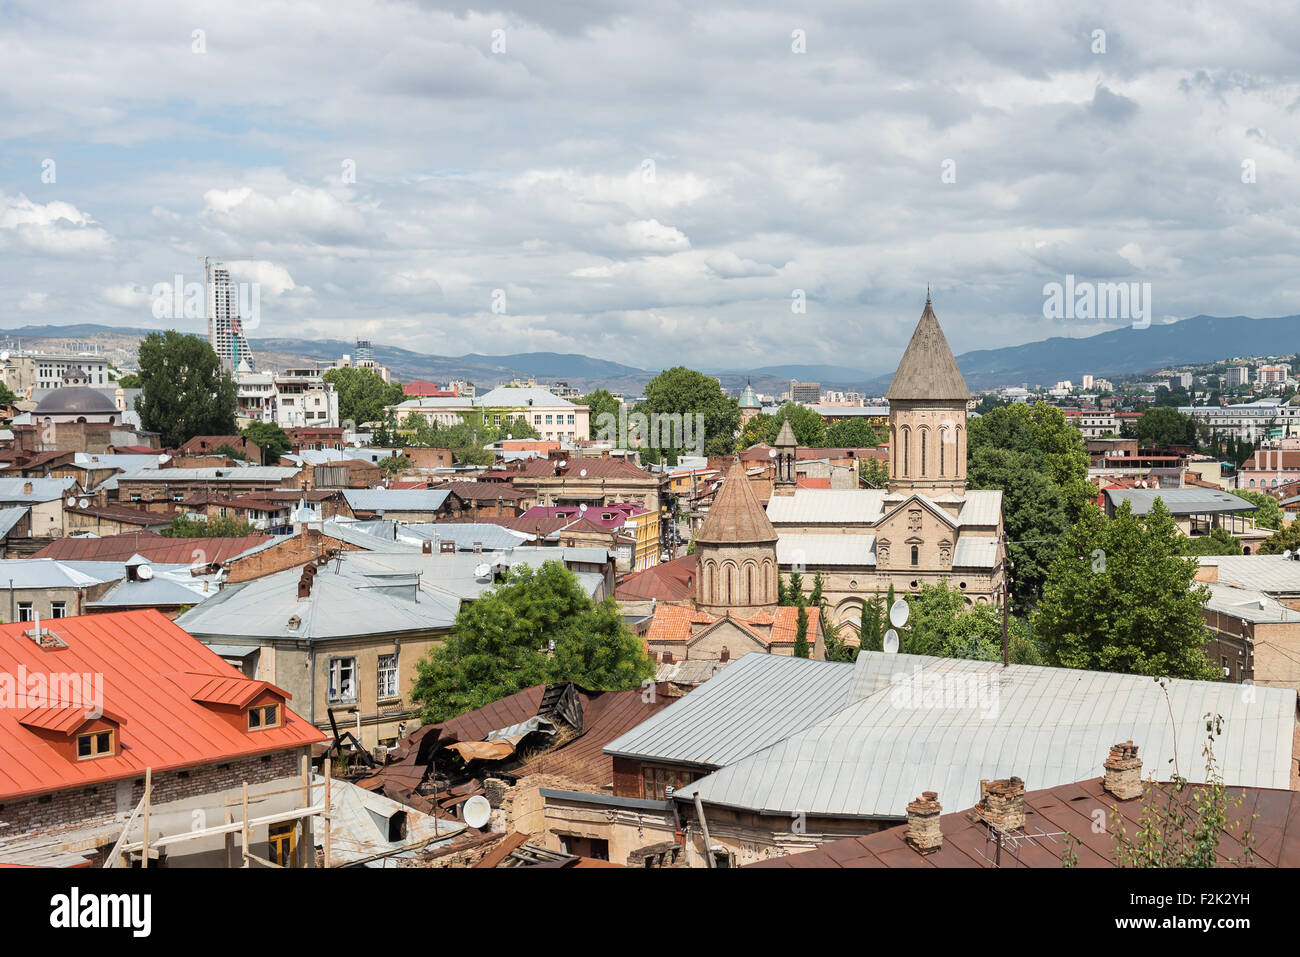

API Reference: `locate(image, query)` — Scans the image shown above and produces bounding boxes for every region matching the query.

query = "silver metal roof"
[114,465,300,482]
[1105,488,1255,515]
[603,652,857,769]
[957,490,1003,527]
[0,477,77,504]
[952,536,999,568]
[776,533,876,566]
[767,490,886,525]
[0,506,28,540]
[674,652,1296,818]
[1203,582,1300,623]
[1200,555,1300,594]
[341,489,451,512]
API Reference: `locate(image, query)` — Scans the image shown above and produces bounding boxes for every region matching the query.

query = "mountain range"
[2,313,1298,396]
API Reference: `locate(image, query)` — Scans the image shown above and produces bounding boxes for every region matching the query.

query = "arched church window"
[911,545,919,566]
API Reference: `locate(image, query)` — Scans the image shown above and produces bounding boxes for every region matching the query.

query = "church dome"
[34,385,118,416]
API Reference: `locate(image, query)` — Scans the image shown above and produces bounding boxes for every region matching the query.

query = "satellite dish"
[66,496,77,507]
[473,563,491,578]
[883,629,899,654]
[889,598,910,628]
[579,468,588,477]
[578,504,587,514]
[558,460,567,468]
[78,498,89,508]
[462,795,491,828]
[137,564,154,580]
[0,351,8,362]
[1285,550,1293,560]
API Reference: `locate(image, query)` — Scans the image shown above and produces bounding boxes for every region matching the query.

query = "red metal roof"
[615,555,697,602]
[31,532,272,564]
[0,610,324,801]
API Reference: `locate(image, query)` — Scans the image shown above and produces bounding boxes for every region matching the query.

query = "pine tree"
[793,597,810,658]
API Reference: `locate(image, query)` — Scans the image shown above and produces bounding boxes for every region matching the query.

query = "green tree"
[135,331,237,448]
[240,421,292,464]
[824,418,879,448]
[858,457,889,488]
[211,443,248,462]
[0,382,18,406]
[765,403,827,447]
[1033,499,1219,680]
[1135,407,1197,449]
[323,367,405,427]
[1257,522,1300,555]
[410,562,655,722]
[639,367,740,457]
[579,389,621,436]
[378,455,409,476]
[1233,489,1282,530]
[161,515,255,538]
[1179,527,1243,556]
[114,373,142,389]
[738,412,774,450]
[896,580,1002,660]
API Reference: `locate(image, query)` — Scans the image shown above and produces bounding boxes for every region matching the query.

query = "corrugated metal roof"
[675,652,1296,818]
[777,534,876,566]
[115,466,300,482]
[603,653,857,769]
[31,533,270,564]
[0,558,124,589]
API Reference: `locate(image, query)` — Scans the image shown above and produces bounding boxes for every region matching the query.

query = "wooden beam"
[141,767,151,869]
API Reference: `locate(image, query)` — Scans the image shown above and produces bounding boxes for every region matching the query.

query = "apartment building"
[236,369,339,429]
[390,387,590,443]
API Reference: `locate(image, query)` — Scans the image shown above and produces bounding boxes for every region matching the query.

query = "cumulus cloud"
[1,1,1298,370]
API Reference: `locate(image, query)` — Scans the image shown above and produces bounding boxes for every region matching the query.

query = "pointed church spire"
[885,296,969,402]
[695,458,777,544]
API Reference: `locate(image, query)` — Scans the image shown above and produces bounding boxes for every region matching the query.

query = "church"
[767,296,1006,636]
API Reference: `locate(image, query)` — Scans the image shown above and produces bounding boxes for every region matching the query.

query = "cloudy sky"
[1,0,1298,374]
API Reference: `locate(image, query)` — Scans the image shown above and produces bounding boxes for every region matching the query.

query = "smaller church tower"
[738,380,761,426]
[694,459,779,615]
[772,418,797,497]
[885,295,970,495]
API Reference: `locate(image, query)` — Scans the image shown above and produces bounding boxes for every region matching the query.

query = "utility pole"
[1000,534,1011,668]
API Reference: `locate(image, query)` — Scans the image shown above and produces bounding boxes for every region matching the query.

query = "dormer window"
[247,704,281,731]
[77,729,115,760]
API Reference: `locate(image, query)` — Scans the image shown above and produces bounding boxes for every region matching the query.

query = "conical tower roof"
[738,380,760,409]
[774,418,797,448]
[885,296,970,402]
[696,459,777,544]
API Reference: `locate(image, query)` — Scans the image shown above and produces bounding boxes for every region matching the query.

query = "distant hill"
[5,313,1300,395]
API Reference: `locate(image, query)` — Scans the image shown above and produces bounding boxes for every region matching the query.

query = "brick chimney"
[905,791,943,855]
[976,777,1025,831]
[1194,560,1218,584]
[1102,741,1143,800]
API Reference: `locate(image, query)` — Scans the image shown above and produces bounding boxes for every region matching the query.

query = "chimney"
[422,539,433,554]
[905,791,943,855]
[23,481,32,494]
[1102,741,1143,800]
[1194,561,1218,584]
[976,777,1025,831]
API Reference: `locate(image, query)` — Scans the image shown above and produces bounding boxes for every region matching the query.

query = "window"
[377,654,398,699]
[328,657,357,703]
[545,414,553,424]
[77,729,114,760]
[247,704,280,730]
[642,765,697,800]
[911,545,919,566]
[50,602,66,619]
[17,602,33,622]
[567,414,574,424]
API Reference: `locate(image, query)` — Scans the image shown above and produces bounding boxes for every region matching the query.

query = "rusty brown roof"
[31,532,272,564]
[747,775,1300,868]
[615,554,697,602]
[694,459,777,544]
[884,297,970,402]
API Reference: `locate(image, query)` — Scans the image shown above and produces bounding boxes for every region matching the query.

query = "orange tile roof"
[645,603,819,647]
[796,477,832,489]
[0,610,324,801]
[646,605,698,644]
